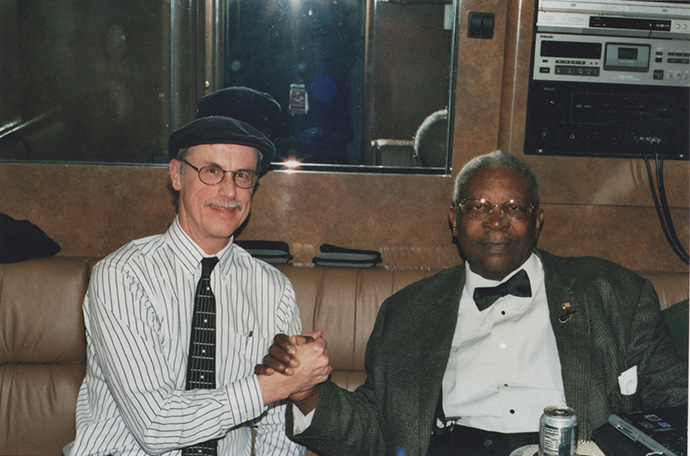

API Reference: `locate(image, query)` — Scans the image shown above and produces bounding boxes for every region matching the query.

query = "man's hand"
[256,330,331,412]
[256,330,323,376]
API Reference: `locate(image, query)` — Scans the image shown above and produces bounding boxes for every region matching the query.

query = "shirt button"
[510,409,516,414]
[499,343,507,349]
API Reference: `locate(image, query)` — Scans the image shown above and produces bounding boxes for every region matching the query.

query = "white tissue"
[618,365,638,395]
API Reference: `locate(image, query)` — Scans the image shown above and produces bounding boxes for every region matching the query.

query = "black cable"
[639,140,689,265]
[655,152,689,263]
[641,151,684,263]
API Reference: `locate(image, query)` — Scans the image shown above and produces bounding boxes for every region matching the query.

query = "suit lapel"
[416,266,465,452]
[538,250,591,426]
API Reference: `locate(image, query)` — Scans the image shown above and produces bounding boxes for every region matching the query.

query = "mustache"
[204,199,242,210]
[476,234,518,244]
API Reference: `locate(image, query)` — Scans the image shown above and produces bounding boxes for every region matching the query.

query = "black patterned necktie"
[183,256,220,456]
[472,269,532,311]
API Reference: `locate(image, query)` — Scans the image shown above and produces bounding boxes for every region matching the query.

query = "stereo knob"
[544,96,566,114]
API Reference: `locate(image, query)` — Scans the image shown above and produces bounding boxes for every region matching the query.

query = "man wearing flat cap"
[66,87,330,456]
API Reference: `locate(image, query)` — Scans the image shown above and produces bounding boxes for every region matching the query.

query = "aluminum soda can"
[539,406,578,456]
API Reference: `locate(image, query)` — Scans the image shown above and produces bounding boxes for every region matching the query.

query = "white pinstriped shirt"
[69,218,304,456]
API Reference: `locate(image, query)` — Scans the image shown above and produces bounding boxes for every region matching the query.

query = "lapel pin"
[559,308,579,323]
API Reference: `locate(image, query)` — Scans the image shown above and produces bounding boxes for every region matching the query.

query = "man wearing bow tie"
[259,150,687,456]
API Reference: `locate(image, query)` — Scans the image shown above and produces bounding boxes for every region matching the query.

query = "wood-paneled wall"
[1,0,688,273]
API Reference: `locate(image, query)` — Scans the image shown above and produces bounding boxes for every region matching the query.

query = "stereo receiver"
[525,81,689,159]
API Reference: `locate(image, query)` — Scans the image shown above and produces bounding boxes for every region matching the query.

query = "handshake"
[255,330,332,414]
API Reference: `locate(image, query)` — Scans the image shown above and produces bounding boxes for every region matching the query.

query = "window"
[0,0,458,174]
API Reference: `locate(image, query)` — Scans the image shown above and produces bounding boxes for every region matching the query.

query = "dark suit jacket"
[288,249,688,456]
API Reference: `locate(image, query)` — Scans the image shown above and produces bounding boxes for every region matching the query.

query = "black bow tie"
[472,269,532,311]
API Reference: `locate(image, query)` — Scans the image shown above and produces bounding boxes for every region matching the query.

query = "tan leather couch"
[1,257,687,456]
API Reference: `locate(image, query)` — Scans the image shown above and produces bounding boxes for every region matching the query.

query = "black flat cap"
[168,116,276,174]
[196,87,281,136]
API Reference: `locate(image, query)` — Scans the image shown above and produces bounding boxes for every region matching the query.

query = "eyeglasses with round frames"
[180,159,258,189]
[455,198,535,222]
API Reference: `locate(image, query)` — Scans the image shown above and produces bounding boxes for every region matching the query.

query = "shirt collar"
[465,251,540,293]
[165,216,235,274]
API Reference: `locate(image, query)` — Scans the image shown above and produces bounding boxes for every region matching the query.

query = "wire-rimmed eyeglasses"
[454,198,535,222]
[181,159,258,189]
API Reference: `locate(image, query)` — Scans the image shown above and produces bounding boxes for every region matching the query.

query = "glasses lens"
[462,199,492,220]
[460,199,532,221]
[199,165,224,185]
[233,170,257,189]
[501,201,530,221]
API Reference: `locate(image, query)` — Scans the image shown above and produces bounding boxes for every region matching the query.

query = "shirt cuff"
[292,402,315,434]
[225,375,267,425]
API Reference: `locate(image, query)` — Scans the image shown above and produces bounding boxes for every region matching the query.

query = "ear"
[449,207,458,234]
[169,159,183,191]
[534,208,545,242]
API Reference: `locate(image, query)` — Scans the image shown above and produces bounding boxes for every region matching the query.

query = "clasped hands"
[255,330,331,413]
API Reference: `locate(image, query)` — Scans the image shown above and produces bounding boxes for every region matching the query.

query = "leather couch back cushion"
[0,257,89,363]
[637,270,689,311]
[0,257,686,456]
[0,257,90,455]
[277,265,440,368]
